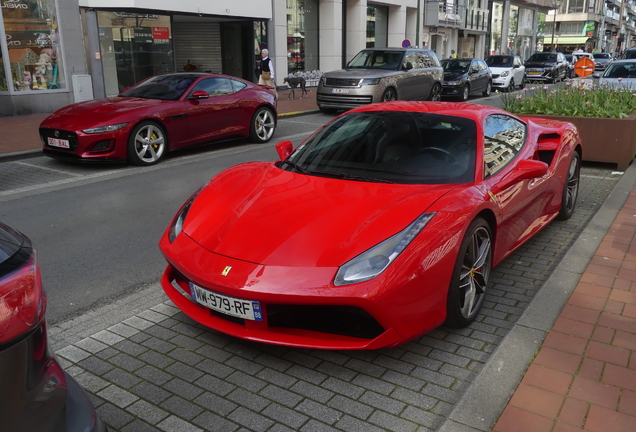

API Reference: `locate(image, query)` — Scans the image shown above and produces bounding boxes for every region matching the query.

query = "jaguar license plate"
[48,137,70,148]
[331,88,349,94]
[190,283,263,321]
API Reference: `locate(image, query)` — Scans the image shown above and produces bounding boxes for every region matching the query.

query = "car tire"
[250,106,276,143]
[381,88,397,102]
[482,80,492,97]
[428,83,442,101]
[127,121,167,166]
[460,84,470,101]
[557,152,581,221]
[507,78,515,92]
[519,75,526,89]
[445,217,492,328]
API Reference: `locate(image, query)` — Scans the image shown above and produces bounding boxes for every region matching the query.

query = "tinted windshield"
[485,56,513,67]
[526,53,556,63]
[441,60,471,73]
[347,50,404,70]
[603,62,636,78]
[280,112,477,185]
[594,53,611,59]
[120,74,197,100]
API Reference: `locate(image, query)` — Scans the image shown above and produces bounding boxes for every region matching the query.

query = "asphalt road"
[0,90,516,324]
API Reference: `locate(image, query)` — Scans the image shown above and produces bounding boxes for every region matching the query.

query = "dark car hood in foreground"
[443,72,467,81]
[183,162,456,267]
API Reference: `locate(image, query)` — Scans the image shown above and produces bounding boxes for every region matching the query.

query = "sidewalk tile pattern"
[43,168,623,432]
[494,187,636,432]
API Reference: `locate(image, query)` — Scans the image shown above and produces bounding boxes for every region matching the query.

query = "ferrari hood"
[182,163,457,268]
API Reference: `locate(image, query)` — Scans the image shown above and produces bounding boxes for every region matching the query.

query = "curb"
[438,163,636,432]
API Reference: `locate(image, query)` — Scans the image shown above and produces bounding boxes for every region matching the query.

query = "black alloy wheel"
[482,80,492,97]
[460,84,470,101]
[445,217,492,327]
[428,83,442,101]
[507,78,515,92]
[557,152,581,220]
[381,88,397,102]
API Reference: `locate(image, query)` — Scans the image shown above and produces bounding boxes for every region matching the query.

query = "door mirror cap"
[493,159,549,192]
[404,62,414,71]
[275,140,294,161]
[189,90,210,100]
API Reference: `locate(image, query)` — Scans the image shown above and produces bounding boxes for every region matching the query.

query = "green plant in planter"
[501,80,636,118]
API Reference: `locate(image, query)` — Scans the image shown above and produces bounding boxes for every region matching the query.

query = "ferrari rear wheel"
[557,152,581,220]
[250,106,276,143]
[445,218,492,328]
[127,121,167,166]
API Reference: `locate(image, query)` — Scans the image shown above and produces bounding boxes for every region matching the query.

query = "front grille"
[492,74,500,78]
[39,128,79,151]
[317,93,374,105]
[325,77,361,87]
[267,305,385,339]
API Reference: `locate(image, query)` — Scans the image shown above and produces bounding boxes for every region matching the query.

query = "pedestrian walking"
[259,49,276,95]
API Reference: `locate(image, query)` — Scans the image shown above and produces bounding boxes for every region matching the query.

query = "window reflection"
[3,0,66,91]
[483,115,526,177]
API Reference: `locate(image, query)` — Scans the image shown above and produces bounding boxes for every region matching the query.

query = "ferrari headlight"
[82,123,129,134]
[168,182,210,243]
[501,71,510,77]
[334,213,436,286]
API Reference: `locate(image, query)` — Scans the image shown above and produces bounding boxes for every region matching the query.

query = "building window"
[286,0,318,74]
[366,5,388,48]
[96,12,173,97]
[2,0,66,92]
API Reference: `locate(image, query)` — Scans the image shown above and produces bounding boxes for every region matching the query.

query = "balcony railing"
[438,2,464,27]
[464,7,489,31]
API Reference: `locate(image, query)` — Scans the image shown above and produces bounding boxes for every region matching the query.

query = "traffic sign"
[574,57,595,78]
[402,39,411,48]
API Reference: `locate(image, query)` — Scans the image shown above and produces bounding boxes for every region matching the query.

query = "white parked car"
[484,55,526,91]
[597,59,636,89]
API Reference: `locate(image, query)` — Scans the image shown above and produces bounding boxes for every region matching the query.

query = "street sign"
[402,39,411,48]
[574,57,595,78]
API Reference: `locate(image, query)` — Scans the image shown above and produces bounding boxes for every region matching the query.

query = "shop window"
[2,0,66,92]
[97,12,173,97]
[286,0,318,74]
[366,5,388,48]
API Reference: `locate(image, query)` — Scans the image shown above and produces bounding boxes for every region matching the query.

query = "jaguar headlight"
[82,123,129,134]
[168,182,210,243]
[334,213,436,286]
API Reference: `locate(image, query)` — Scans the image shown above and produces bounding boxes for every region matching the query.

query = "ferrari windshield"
[281,111,477,185]
[120,74,197,100]
[347,50,405,70]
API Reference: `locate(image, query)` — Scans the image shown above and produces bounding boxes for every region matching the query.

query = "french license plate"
[331,88,349,94]
[48,137,70,148]
[529,71,540,75]
[190,283,263,321]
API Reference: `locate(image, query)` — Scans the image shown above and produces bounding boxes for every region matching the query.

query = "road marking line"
[14,160,83,177]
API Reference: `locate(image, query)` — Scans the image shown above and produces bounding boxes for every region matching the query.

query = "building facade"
[1,0,552,116]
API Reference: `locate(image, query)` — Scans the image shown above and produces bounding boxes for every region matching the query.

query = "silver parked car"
[316,47,443,113]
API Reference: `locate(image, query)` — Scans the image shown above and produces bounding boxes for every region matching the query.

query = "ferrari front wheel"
[445,218,492,328]
[127,121,167,166]
[250,107,276,143]
[557,152,581,220]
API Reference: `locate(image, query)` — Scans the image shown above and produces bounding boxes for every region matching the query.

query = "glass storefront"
[2,0,66,92]
[366,5,388,48]
[97,12,173,96]
[286,0,318,74]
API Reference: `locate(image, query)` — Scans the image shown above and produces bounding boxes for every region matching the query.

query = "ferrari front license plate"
[48,137,70,148]
[190,283,263,321]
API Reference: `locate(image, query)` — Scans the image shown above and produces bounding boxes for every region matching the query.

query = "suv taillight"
[0,251,46,345]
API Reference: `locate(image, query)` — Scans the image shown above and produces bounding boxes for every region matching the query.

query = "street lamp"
[550,0,565,51]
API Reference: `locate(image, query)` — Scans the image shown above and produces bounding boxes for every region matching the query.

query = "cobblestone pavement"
[44,166,622,432]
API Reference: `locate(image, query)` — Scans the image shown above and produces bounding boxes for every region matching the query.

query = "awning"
[545,36,590,45]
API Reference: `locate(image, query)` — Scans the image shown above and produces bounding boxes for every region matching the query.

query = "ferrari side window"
[483,115,527,178]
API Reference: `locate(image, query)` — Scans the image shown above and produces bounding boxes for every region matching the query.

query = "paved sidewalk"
[0,88,318,157]
[493,183,636,432]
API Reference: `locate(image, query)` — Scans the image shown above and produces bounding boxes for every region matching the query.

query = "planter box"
[522,110,636,171]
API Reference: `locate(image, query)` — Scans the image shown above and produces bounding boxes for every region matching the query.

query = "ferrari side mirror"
[275,140,293,161]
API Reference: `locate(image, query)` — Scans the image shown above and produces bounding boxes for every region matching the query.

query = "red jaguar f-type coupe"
[159,101,582,350]
[40,73,277,165]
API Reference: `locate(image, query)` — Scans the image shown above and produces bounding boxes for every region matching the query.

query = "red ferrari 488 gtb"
[159,101,582,350]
